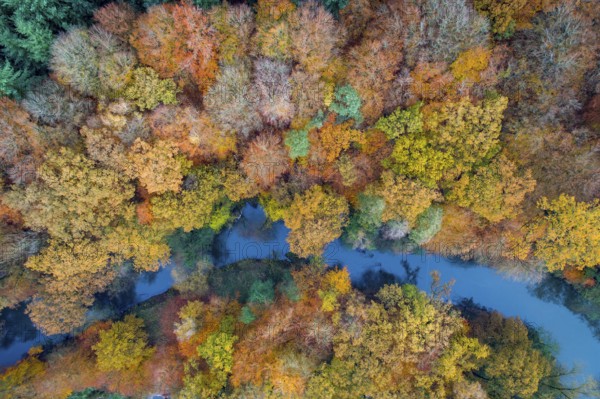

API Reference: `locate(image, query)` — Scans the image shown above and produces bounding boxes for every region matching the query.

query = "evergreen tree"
[0,0,104,97]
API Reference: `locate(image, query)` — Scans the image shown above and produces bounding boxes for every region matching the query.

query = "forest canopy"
[0,0,599,397]
[0,0,597,334]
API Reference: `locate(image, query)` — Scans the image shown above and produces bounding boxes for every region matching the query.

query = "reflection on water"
[0,303,64,369]
[0,304,42,351]
[1,203,600,388]
[0,264,175,368]
[216,204,600,383]
[532,274,600,340]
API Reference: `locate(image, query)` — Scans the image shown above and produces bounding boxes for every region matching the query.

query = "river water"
[1,203,599,393]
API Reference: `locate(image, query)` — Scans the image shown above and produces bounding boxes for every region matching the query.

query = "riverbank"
[2,204,599,390]
[5,257,594,399]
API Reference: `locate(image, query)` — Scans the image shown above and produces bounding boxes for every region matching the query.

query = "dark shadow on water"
[530,274,600,341]
[354,260,420,297]
[0,304,38,349]
[355,269,400,297]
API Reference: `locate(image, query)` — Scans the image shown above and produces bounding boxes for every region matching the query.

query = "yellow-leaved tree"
[93,315,154,372]
[283,185,349,258]
[447,155,536,223]
[534,194,600,271]
[368,170,442,226]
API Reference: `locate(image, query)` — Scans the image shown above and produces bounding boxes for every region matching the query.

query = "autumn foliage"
[0,0,599,397]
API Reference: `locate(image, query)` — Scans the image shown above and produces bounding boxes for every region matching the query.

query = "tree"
[150,168,225,232]
[452,380,489,399]
[422,0,490,63]
[285,111,326,159]
[285,129,310,159]
[104,223,171,272]
[173,258,214,295]
[129,4,177,78]
[81,126,135,178]
[93,315,154,372]
[384,97,507,188]
[209,3,254,64]
[129,3,219,92]
[328,84,363,124]
[474,0,551,39]
[128,139,191,195]
[22,79,93,129]
[381,220,410,241]
[253,58,294,127]
[306,284,487,398]
[67,388,127,399]
[383,134,454,188]
[524,3,592,84]
[322,0,349,17]
[474,0,525,38]
[369,170,442,225]
[470,311,553,399]
[375,102,424,140]
[290,69,327,127]
[0,0,103,97]
[0,347,45,398]
[343,194,384,250]
[289,1,341,75]
[0,61,32,99]
[409,206,443,245]
[534,195,600,272]
[502,3,594,129]
[93,2,137,40]
[318,267,351,311]
[448,155,535,223]
[40,33,135,96]
[248,279,275,305]
[252,0,296,60]
[283,185,349,257]
[241,134,289,189]
[409,62,456,102]
[26,239,110,292]
[239,306,256,324]
[180,331,238,398]
[0,98,44,185]
[4,148,134,241]
[192,0,221,9]
[198,332,238,374]
[51,26,136,97]
[345,2,406,122]
[220,164,261,203]
[149,106,236,162]
[308,116,364,165]
[170,2,219,91]
[123,67,178,110]
[425,96,508,178]
[451,47,492,83]
[204,62,263,137]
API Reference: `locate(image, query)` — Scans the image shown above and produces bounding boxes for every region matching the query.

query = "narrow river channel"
[1,203,599,394]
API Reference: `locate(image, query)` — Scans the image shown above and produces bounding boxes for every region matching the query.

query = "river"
[1,203,599,393]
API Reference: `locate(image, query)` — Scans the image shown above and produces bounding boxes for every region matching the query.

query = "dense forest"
[0,0,599,397]
[3,259,597,398]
